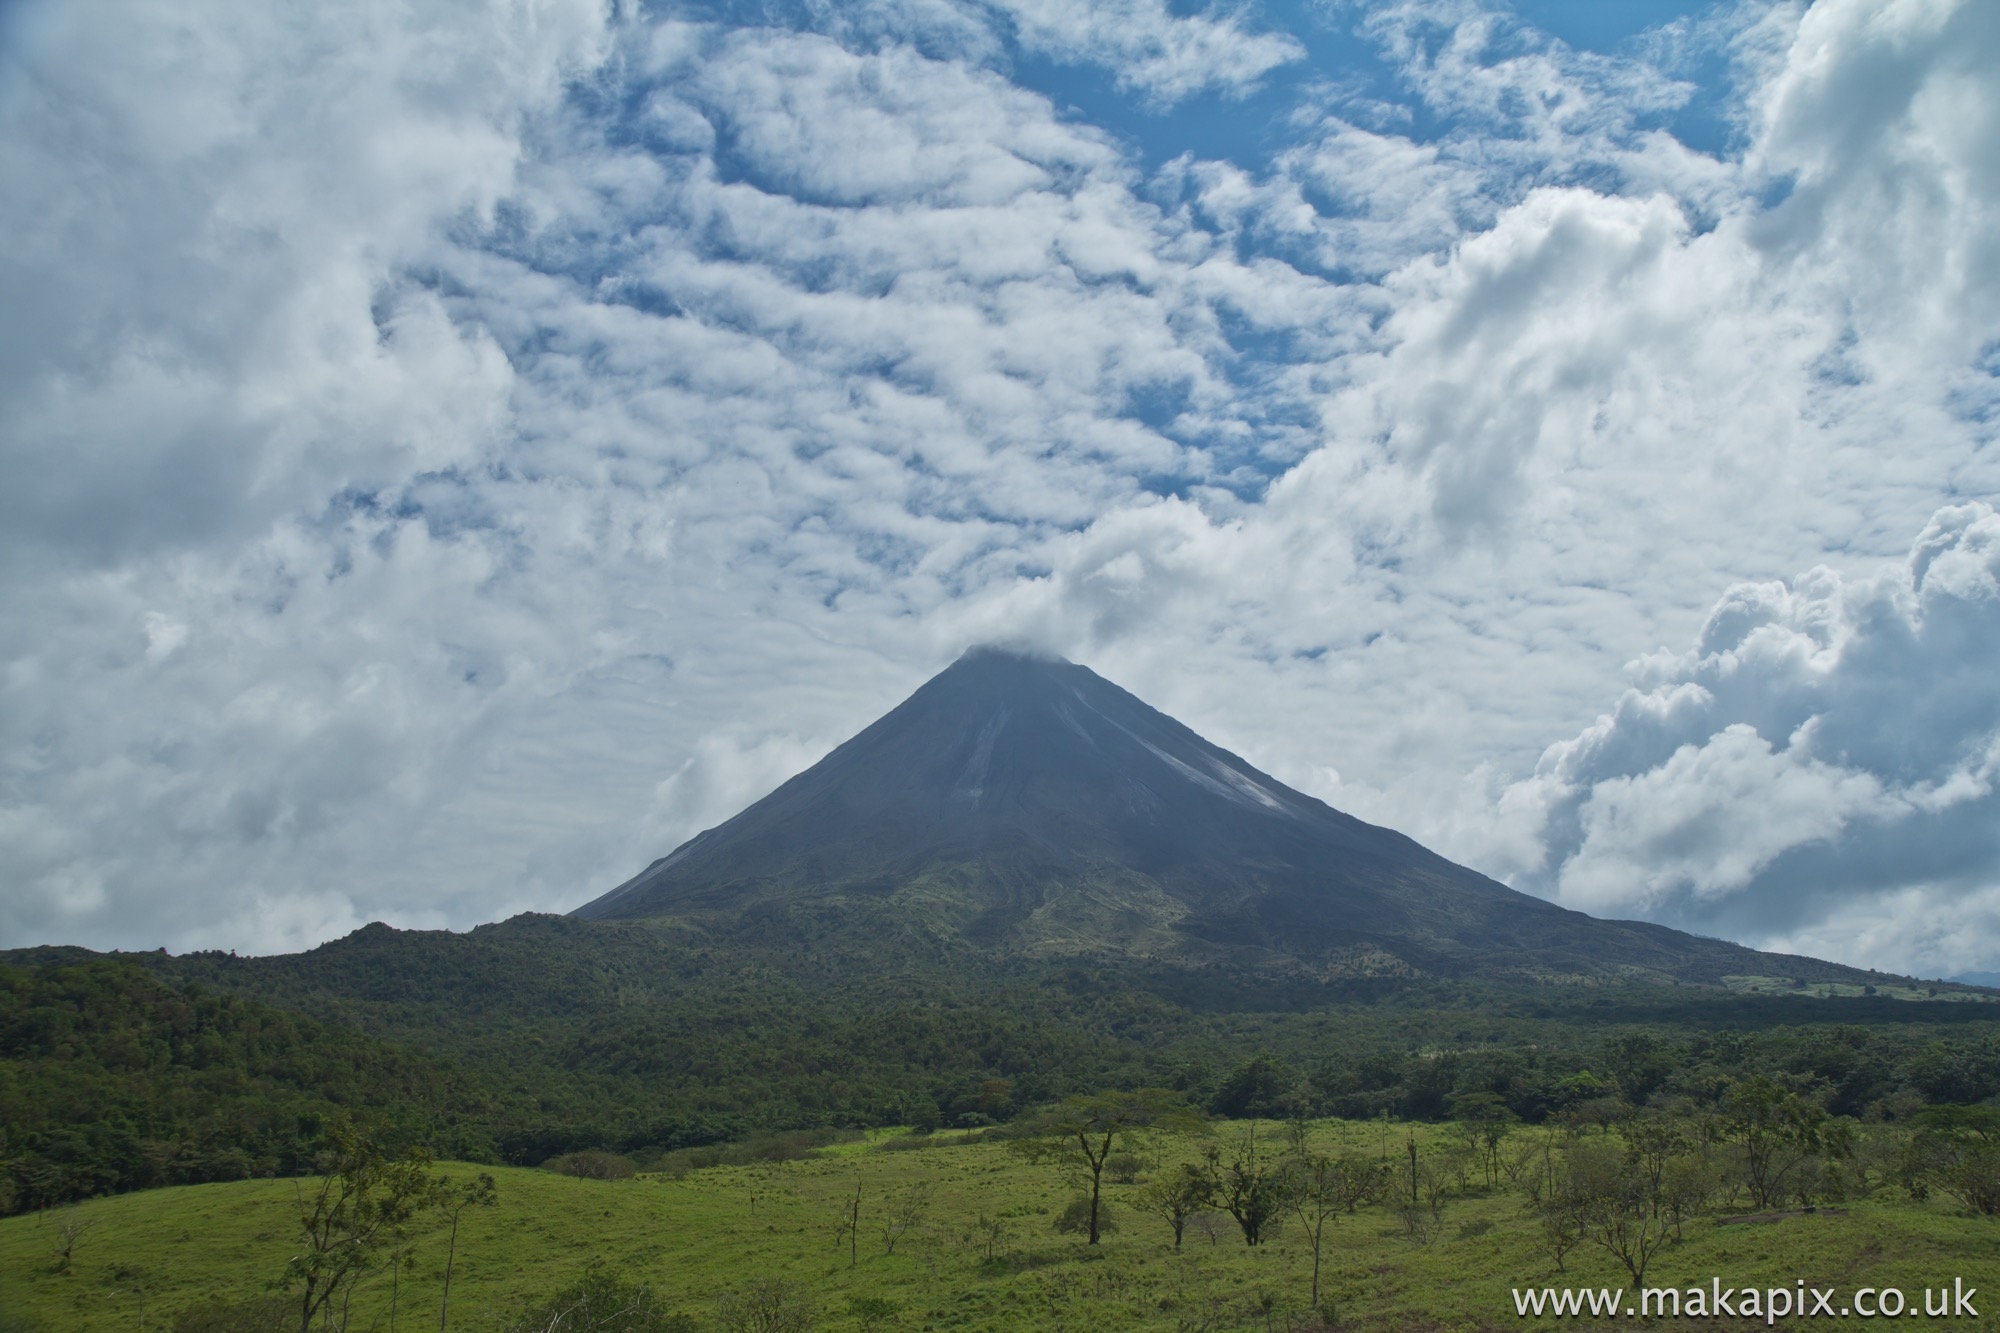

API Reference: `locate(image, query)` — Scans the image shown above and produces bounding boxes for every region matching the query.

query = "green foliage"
[1014,1089,1199,1245]
[543,1152,637,1182]
[1208,1126,1288,1246]
[1902,1105,2000,1213]
[282,1119,444,1332]
[0,959,474,1215]
[4,1122,1999,1333]
[1722,1074,1851,1208]
[167,1296,293,1332]
[506,1267,697,1333]
[10,918,2000,1233]
[1053,1194,1116,1236]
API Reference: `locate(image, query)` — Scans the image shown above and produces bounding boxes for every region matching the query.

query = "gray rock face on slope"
[574,648,1865,985]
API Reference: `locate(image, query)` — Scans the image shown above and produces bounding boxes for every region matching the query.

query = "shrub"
[1105,1152,1147,1184]
[1053,1194,1116,1236]
[714,1277,821,1333]
[542,1151,638,1182]
[847,1294,901,1330]
[505,1268,696,1333]
[168,1296,294,1333]
[652,1130,861,1176]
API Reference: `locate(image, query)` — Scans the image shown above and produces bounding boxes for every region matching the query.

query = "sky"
[1,0,1997,978]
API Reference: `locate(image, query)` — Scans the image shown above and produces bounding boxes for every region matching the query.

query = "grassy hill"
[1,1120,1994,1332]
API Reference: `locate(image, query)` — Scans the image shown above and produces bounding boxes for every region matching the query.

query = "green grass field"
[3,1122,1994,1332]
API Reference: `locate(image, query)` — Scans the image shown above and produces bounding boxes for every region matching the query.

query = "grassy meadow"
[2,1121,1996,1332]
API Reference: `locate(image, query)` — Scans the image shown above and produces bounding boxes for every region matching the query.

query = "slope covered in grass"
[2,1122,1994,1332]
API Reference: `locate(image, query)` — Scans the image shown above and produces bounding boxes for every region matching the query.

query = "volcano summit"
[575,648,1863,986]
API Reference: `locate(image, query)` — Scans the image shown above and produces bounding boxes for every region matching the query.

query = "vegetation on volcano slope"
[0,960,482,1214]
[2,1114,1996,1333]
[6,922,2000,1218]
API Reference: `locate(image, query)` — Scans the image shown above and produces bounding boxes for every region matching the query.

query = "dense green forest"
[5,915,2000,1217]
[0,960,485,1213]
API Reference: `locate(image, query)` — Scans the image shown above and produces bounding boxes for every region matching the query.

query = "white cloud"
[984,0,1301,105]
[0,0,608,568]
[1501,504,2000,973]
[3,0,2000,977]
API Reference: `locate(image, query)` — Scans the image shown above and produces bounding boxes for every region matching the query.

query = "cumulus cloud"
[1502,505,2000,974]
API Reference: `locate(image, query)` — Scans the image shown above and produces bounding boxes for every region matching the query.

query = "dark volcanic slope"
[576,648,1864,985]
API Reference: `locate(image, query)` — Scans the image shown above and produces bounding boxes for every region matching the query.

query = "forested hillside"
[0,960,483,1213]
[7,919,2000,1217]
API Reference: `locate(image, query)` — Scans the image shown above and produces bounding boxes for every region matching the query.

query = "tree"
[1562,1139,1674,1289]
[1133,1162,1214,1250]
[1286,1154,1385,1308]
[1723,1076,1849,1208]
[1014,1089,1199,1246]
[283,1120,442,1333]
[879,1182,929,1256]
[437,1172,498,1331]
[1449,1092,1517,1187]
[48,1208,98,1274]
[832,1180,862,1269]
[1211,1125,1289,1247]
[1527,1183,1586,1274]
[1397,1153,1450,1246]
[1211,1055,1295,1120]
[1901,1105,2000,1214]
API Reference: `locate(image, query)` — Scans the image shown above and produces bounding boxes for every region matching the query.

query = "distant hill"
[577,647,1873,989]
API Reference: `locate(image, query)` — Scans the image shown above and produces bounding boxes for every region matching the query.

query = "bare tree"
[715,1278,819,1333]
[385,1244,417,1333]
[46,1209,98,1274]
[1284,1155,1384,1309]
[880,1182,929,1256]
[1397,1171,1447,1245]
[503,1267,693,1333]
[1524,1156,1586,1273]
[832,1179,862,1269]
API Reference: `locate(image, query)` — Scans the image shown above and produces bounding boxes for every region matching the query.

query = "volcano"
[574,647,1860,985]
